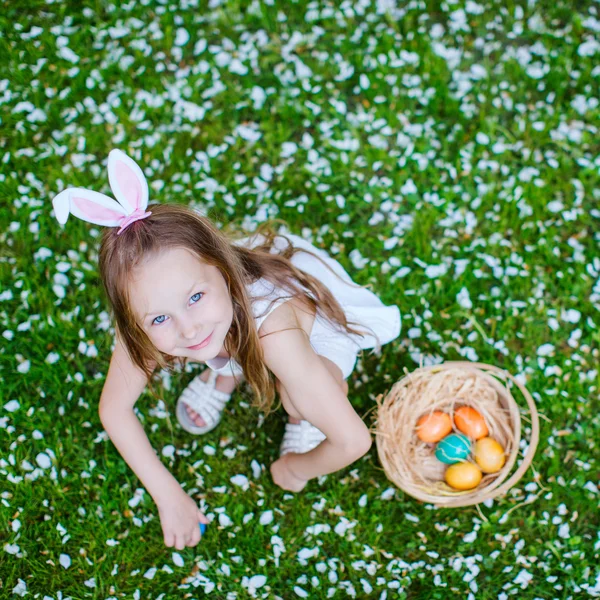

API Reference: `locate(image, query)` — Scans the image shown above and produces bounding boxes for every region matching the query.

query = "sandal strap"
[177,372,232,432]
[280,420,326,456]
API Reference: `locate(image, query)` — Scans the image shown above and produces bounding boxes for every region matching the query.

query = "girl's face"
[129,247,233,361]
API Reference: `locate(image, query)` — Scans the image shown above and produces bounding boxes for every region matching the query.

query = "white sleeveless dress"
[205,233,401,380]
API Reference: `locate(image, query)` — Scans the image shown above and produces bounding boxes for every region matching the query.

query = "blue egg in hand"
[199,523,207,535]
[435,433,471,464]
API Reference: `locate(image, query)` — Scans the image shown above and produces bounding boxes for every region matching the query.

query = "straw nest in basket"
[374,362,538,508]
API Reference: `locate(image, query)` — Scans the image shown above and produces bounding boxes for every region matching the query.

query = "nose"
[180,320,198,341]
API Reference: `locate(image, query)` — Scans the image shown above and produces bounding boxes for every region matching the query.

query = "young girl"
[52,150,401,551]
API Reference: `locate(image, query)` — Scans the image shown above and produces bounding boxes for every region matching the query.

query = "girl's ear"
[52,188,128,227]
[107,149,149,214]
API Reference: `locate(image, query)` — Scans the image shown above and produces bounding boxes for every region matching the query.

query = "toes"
[185,405,206,427]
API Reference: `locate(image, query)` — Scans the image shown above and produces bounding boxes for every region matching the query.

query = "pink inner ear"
[73,197,123,221]
[115,162,142,210]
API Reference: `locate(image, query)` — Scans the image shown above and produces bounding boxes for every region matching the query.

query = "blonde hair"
[99,204,377,415]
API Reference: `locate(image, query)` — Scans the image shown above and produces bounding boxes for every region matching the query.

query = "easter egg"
[416,411,453,443]
[474,437,505,473]
[199,523,207,535]
[445,462,483,490]
[435,433,471,464]
[454,406,489,440]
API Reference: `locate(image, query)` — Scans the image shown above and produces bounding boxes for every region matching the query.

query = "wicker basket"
[374,361,540,508]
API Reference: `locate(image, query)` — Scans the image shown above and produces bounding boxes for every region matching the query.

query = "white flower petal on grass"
[294,587,309,598]
[250,459,261,478]
[17,361,31,374]
[5,543,20,554]
[58,46,79,64]
[162,445,175,458]
[218,514,233,527]
[36,453,51,469]
[143,568,156,580]
[561,309,581,323]
[231,474,249,490]
[558,523,570,539]
[425,264,448,278]
[578,38,600,56]
[349,249,369,269]
[172,552,184,567]
[380,487,395,500]
[4,400,19,412]
[46,352,60,364]
[84,578,96,588]
[457,287,473,309]
[537,343,555,357]
[463,531,478,543]
[259,510,273,525]
[250,86,266,109]
[280,142,298,158]
[235,124,262,143]
[59,554,71,568]
[248,575,267,589]
[12,579,27,597]
[174,28,190,46]
[513,569,533,588]
[547,200,564,213]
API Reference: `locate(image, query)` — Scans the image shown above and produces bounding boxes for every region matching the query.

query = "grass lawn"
[1,0,599,598]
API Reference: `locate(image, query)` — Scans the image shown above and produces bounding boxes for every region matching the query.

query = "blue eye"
[190,292,203,304]
[152,315,168,326]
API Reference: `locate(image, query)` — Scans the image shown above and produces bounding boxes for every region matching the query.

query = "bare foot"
[185,370,239,428]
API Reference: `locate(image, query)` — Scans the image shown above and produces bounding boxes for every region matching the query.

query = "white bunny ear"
[52,188,128,227]
[107,149,149,214]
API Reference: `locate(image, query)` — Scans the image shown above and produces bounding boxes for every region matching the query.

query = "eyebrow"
[143,281,205,320]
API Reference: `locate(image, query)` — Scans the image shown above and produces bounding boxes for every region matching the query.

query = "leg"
[276,355,349,423]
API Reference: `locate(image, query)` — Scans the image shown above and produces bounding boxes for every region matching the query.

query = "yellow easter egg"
[474,437,506,473]
[444,462,483,490]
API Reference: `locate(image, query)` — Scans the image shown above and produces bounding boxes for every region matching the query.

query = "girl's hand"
[156,491,209,549]
[270,454,309,492]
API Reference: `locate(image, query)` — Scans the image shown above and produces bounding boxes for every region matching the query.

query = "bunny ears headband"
[52,149,152,235]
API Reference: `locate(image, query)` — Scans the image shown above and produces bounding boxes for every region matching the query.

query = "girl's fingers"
[198,510,209,525]
[164,532,175,548]
[174,534,186,551]
[188,525,201,547]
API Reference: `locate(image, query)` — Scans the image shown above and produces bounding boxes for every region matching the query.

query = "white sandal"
[176,370,232,435]
[280,420,326,456]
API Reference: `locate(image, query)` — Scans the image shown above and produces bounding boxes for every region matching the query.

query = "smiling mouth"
[187,332,213,350]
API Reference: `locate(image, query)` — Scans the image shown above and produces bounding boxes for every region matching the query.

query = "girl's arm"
[260,305,372,481]
[98,335,184,506]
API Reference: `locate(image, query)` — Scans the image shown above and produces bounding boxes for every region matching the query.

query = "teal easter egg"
[435,433,471,464]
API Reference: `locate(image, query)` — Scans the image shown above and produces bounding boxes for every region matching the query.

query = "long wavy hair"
[99,203,377,415]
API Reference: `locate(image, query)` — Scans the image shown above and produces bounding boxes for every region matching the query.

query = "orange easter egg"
[474,437,506,473]
[454,406,489,440]
[416,411,453,443]
[445,462,483,490]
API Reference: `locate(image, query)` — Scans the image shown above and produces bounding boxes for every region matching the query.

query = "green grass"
[1,0,600,598]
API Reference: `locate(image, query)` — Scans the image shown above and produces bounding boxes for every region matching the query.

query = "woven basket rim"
[374,361,540,508]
